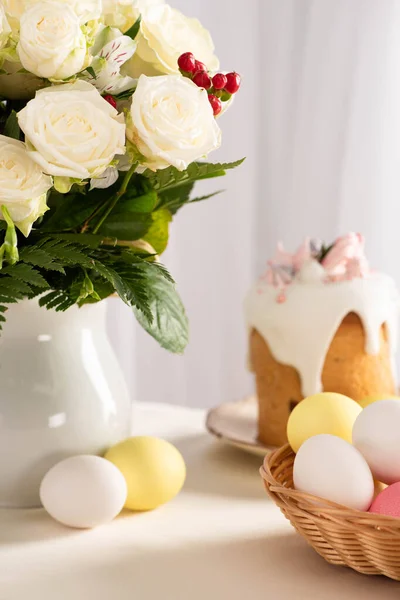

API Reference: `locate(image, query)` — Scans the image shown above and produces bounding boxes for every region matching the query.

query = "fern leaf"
[55,296,76,312]
[2,263,49,288]
[39,291,60,308]
[92,259,152,321]
[0,277,32,296]
[48,233,106,249]
[143,159,245,192]
[19,247,65,273]
[150,262,175,284]
[0,295,18,304]
[39,290,74,311]
[132,265,189,354]
[188,191,224,204]
[33,238,95,268]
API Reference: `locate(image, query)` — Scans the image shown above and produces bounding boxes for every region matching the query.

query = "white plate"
[205,396,276,457]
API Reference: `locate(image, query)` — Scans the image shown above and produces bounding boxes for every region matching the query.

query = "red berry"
[193,71,212,89]
[212,73,227,90]
[194,60,207,73]
[208,94,222,116]
[103,94,117,109]
[178,52,196,73]
[225,72,241,94]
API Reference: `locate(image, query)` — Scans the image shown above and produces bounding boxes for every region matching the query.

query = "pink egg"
[369,482,400,518]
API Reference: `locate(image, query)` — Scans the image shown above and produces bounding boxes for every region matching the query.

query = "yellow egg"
[359,394,400,409]
[287,392,362,453]
[104,437,186,511]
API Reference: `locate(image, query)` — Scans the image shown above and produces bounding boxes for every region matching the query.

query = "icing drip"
[245,273,400,397]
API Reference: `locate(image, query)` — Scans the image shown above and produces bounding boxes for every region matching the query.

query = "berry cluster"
[177,52,241,117]
[103,94,118,109]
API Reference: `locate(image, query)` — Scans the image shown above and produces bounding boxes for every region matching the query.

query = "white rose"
[57,0,102,24]
[102,0,164,33]
[18,80,126,181]
[0,135,52,236]
[124,5,219,78]
[3,0,101,24]
[0,5,11,49]
[1,0,24,20]
[126,74,221,171]
[17,2,88,80]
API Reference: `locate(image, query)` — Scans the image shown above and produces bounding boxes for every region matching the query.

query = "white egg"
[353,399,400,484]
[40,455,127,529]
[293,434,374,510]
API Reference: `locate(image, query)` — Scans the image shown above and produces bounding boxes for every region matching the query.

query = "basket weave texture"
[260,444,400,580]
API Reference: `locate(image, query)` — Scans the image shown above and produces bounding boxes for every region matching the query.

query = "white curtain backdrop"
[108,0,400,408]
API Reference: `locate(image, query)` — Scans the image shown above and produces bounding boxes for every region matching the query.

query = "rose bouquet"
[0,0,242,353]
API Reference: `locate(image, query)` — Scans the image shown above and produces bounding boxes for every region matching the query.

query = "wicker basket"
[260,444,400,580]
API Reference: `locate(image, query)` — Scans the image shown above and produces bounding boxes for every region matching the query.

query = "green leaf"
[188,190,224,204]
[97,213,152,241]
[143,208,171,254]
[4,110,20,140]
[318,243,335,263]
[143,159,245,192]
[157,182,194,215]
[51,233,106,249]
[39,290,75,311]
[42,190,101,231]
[156,185,223,215]
[1,263,49,288]
[125,14,141,40]
[18,246,65,273]
[0,276,32,296]
[35,238,95,267]
[113,190,158,214]
[114,87,136,99]
[93,259,152,320]
[133,264,189,354]
[84,66,96,79]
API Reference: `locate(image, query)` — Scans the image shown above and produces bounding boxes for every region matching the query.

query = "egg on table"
[287,392,362,453]
[293,434,374,511]
[353,399,400,484]
[105,436,186,511]
[40,455,127,529]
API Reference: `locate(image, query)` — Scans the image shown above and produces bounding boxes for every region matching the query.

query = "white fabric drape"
[108,0,400,408]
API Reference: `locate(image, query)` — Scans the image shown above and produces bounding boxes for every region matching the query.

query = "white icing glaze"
[245,271,400,397]
[295,259,325,284]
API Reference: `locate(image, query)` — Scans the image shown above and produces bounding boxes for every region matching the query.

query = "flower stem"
[92,164,137,234]
[0,205,19,267]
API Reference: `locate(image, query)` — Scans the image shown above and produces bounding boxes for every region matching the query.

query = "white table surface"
[1,402,400,600]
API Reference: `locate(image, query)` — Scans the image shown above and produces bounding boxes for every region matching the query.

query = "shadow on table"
[0,508,83,545]
[12,530,400,600]
[170,433,267,501]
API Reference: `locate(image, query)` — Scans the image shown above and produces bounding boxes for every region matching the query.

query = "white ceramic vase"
[0,299,131,508]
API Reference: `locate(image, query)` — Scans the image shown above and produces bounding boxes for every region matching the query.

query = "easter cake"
[245,233,400,447]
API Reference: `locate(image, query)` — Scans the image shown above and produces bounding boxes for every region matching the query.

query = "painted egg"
[353,399,400,484]
[293,434,374,510]
[369,482,400,518]
[287,392,362,453]
[105,436,186,511]
[40,455,127,529]
[358,394,400,409]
